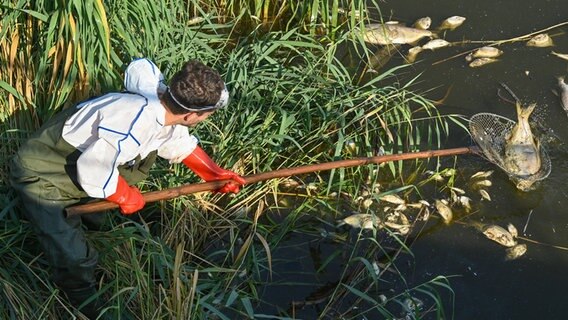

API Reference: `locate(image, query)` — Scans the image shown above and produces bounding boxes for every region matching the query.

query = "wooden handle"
[65,146,477,217]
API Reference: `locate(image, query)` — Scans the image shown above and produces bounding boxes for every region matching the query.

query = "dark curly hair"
[164,60,225,115]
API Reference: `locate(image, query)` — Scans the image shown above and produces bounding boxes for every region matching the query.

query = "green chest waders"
[9,106,157,319]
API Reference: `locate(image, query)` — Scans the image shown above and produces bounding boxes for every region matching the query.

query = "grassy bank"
[1,0,459,318]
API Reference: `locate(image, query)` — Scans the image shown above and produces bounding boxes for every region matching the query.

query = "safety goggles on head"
[167,85,229,112]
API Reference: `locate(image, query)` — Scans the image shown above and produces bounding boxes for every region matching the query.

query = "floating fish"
[378,194,406,205]
[438,16,466,31]
[505,243,527,260]
[413,17,432,30]
[470,170,494,180]
[482,224,517,247]
[526,33,554,47]
[434,199,453,224]
[406,202,424,209]
[551,51,568,61]
[473,179,492,188]
[280,178,300,188]
[504,101,541,177]
[363,198,374,209]
[384,220,410,235]
[394,203,407,212]
[458,196,472,212]
[450,187,466,195]
[421,207,431,221]
[557,76,568,114]
[479,189,491,201]
[469,57,499,68]
[419,200,431,207]
[406,46,424,63]
[507,223,519,238]
[465,46,503,62]
[422,39,451,50]
[367,44,400,71]
[337,213,381,230]
[363,23,435,45]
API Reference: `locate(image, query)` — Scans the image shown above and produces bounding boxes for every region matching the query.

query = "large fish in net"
[469,84,551,191]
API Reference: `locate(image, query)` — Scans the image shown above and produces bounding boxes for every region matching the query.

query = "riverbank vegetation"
[1,0,461,318]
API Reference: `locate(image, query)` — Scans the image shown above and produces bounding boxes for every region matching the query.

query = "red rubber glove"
[106,175,145,214]
[182,146,246,194]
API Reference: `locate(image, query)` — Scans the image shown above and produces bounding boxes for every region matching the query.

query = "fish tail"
[559,75,566,85]
[517,102,536,121]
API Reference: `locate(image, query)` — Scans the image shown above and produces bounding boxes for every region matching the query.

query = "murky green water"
[256,1,568,319]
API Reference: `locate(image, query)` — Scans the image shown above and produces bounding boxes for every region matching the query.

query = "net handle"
[66,146,479,217]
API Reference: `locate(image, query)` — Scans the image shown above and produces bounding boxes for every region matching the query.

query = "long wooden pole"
[65,146,477,217]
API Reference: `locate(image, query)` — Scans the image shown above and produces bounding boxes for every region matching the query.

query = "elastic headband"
[167,85,229,112]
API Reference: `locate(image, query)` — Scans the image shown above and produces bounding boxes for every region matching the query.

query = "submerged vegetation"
[1,0,464,319]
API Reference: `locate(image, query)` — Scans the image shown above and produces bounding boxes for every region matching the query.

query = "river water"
[255,1,568,319]
[367,0,568,319]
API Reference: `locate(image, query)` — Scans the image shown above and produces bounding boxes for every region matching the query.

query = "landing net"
[469,112,551,191]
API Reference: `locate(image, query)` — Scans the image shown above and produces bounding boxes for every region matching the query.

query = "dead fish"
[362,198,374,209]
[363,23,436,45]
[504,101,541,177]
[505,243,527,260]
[384,220,410,235]
[507,223,518,238]
[450,187,466,195]
[422,39,451,50]
[406,202,424,209]
[384,211,410,232]
[557,76,568,113]
[482,225,517,247]
[378,194,406,205]
[394,204,407,211]
[438,16,466,31]
[469,57,499,68]
[458,196,472,212]
[367,44,400,71]
[465,46,503,61]
[337,213,381,230]
[434,199,453,224]
[479,189,491,201]
[419,200,431,207]
[470,170,494,180]
[413,17,432,30]
[551,51,568,61]
[473,179,492,188]
[526,33,554,47]
[280,178,300,188]
[406,46,424,63]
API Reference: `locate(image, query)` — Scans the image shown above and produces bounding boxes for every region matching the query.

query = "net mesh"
[469,112,551,191]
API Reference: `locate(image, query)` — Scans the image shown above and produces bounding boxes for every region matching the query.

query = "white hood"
[124,58,166,99]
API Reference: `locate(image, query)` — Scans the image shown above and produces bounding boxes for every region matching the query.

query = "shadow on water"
[253,1,568,319]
